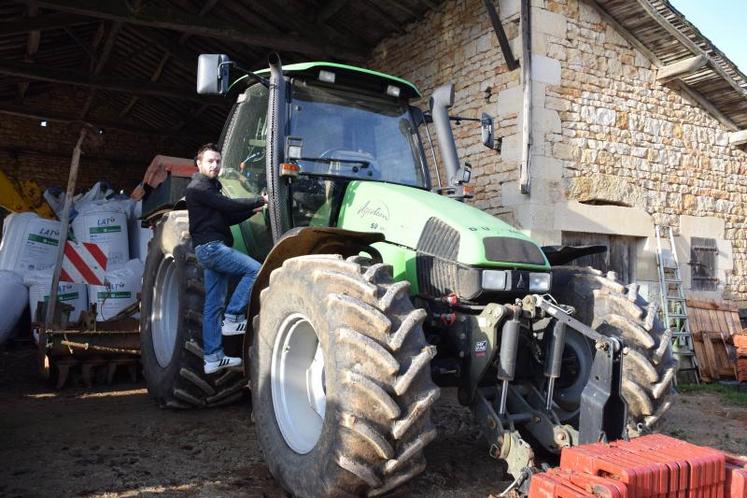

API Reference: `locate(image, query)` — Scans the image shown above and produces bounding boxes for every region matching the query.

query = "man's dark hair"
[196,143,221,162]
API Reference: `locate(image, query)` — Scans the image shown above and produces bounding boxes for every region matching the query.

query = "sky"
[670,0,747,74]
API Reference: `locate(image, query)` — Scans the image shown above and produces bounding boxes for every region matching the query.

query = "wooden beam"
[656,55,708,82]
[0,12,89,35]
[35,0,367,61]
[585,0,661,65]
[118,52,170,118]
[0,59,225,104]
[634,0,747,99]
[673,81,739,131]
[728,130,747,146]
[1,145,159,167]
[63,27,98,62]
[79,20,122,119]
[316,0,349,24]
[0,102,209,139]
[18,2,41,102]
[483,0,519,71]
[362,1,405,34]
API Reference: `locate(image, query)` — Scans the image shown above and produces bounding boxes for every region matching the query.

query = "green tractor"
[139,54,675,497]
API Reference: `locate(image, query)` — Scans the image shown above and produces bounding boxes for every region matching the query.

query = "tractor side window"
[220,84,268,199]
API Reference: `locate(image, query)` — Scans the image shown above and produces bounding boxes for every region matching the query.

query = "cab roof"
[254,62,421,99]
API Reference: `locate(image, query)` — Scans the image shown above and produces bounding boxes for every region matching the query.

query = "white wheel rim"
[271,313,325,454]
[152,256,179,368]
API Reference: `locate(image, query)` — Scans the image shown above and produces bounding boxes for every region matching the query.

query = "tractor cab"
[208,61,433,262]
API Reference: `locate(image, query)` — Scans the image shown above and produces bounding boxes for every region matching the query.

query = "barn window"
[690,237,718,291]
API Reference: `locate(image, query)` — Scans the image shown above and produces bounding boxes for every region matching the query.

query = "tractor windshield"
[289,81,429,189]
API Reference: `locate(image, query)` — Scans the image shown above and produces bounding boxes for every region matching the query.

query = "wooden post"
[45,126,88,329]
[519,0,532,194]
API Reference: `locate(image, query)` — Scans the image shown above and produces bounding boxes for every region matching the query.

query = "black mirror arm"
[220,61,270,88]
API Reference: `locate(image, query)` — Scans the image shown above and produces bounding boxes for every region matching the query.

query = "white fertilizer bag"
[0,270,28,345]
[88,259,144,321]
[73,200,129,270]
[0,213,61,274]
[24,270,88,323]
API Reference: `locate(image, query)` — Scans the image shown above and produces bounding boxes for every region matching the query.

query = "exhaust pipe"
[429,84,460,186]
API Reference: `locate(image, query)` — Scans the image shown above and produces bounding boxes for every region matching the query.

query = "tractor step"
[528,434,747,498]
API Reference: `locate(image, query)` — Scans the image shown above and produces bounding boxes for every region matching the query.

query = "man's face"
[197,150,221,178]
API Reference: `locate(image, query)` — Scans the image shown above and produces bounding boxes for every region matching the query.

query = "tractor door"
[218,84,274,260]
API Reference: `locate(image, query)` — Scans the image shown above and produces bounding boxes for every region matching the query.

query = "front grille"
[417,217,459,259]
[416,218,460,297]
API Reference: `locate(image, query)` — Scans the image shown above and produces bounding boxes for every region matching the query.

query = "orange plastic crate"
[725,456,747,498]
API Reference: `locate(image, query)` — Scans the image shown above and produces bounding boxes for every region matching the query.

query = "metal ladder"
[654,225,700,384]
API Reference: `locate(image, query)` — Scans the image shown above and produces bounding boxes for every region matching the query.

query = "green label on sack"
[89,226,121,234]
[97,291,131,299]
[28,234,58,245]
[44,292,79,302]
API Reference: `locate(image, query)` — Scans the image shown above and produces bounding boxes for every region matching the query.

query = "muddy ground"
[1,344,746,498]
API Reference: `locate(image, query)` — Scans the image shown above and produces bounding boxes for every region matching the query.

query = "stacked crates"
[528,434,747,498]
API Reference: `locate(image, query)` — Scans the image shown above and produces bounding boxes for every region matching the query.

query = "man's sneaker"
[204,355,242,375]
[222,319,248,336]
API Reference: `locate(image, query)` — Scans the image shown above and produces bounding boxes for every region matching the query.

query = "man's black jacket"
[185,173,264,247]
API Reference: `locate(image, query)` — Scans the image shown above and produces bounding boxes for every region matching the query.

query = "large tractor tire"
[251,255,440,497]
[140,211,246,408]
[549,266,676,433]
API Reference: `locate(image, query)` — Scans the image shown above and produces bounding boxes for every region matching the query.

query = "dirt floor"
[1,344,746,498]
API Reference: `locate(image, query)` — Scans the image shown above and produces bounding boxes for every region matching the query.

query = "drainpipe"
[519,0,532,194]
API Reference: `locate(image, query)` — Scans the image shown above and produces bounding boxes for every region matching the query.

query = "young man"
[185,143,266,374]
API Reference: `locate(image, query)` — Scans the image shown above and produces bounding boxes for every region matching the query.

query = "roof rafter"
[0,59,224,104]
[0,11,89,35]
[0,102,207,139]
[79,20,122,119]
[32,0,367,61]
[119,0,222,120]
[18,2,40,102]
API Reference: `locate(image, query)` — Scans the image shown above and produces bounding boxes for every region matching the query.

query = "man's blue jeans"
[194,241,261,362]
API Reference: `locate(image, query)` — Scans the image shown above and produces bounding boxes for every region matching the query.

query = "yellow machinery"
[0,169,55,219]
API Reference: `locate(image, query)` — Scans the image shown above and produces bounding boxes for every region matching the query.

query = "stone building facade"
[370,0,747,305]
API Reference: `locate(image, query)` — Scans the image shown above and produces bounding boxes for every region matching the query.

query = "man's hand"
[253,193,268,213]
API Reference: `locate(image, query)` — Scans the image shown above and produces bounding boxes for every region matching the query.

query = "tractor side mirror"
[197,54,231,95]
[481,112,499,150]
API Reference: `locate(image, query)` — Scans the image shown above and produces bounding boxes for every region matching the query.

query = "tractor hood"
[337,181,549,270]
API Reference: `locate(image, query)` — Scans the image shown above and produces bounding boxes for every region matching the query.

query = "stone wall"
[370,0,520,216]
[370,0,747,303]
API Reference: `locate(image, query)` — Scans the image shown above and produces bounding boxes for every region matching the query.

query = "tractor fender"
[244,227,384,357]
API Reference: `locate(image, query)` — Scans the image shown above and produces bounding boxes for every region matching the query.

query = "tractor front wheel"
[251,255,440,497]
[550,266,676,433]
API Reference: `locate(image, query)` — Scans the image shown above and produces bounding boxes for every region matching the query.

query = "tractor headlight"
[529,272,551,292]
[481,270,508,291]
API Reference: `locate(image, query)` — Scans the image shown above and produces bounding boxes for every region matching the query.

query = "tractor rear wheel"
[140,211,247,408]
[251,255,440,497]
[550,266,676,433]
